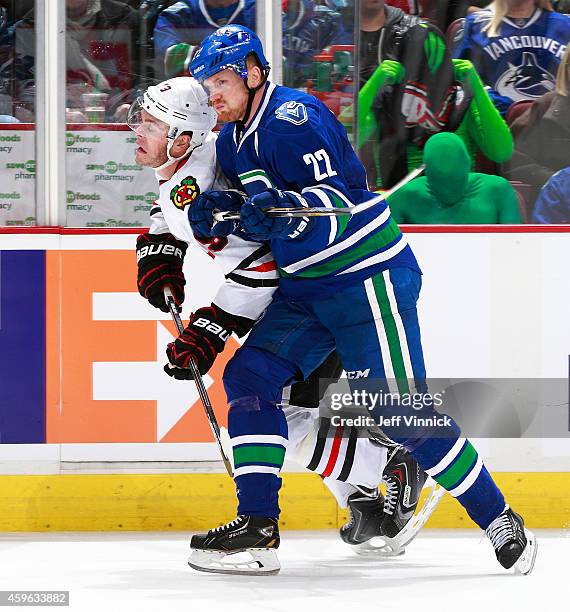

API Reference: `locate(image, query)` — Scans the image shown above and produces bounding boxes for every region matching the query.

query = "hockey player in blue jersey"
[182,24,537,576]
[453,0,570,113]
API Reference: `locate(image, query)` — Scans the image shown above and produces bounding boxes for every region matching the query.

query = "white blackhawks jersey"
[148,131,279,321]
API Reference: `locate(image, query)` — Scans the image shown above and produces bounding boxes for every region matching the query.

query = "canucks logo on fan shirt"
[495,52,556,100]
[453,8,570,102]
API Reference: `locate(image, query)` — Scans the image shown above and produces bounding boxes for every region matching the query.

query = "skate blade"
[188,548,281,576]
[514,529,538,575]
[354,538,406,557]
[353,480,445,558]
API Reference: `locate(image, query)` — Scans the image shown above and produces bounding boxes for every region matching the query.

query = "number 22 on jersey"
[303,149,338,181]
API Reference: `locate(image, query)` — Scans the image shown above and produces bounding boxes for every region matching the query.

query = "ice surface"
[0,530,565,611]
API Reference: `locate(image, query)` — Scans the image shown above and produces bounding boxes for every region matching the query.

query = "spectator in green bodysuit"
[355,57,514,188]
[387,132,521,224]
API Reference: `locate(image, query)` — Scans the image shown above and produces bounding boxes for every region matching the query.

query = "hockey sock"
[411,433,505,529]
[229,395,288,518]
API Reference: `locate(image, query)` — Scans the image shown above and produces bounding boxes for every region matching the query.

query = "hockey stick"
[163,286,233,477]
[213,164,425,221]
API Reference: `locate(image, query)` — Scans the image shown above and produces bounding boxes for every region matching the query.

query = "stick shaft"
[163,287,233,477]
[213,164,425,221]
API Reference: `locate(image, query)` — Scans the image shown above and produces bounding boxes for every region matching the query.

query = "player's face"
[204,69,249,124]
[133,110,169,168]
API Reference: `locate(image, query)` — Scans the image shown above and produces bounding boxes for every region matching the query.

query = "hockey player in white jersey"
[128,76,440,571]
[129,77,278,322]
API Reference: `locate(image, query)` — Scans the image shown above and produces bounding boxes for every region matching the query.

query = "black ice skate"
[485,506,537,574]
[380,446,428,537]
[346,446,445,557]
[189,515,280,575]
[340,487,384,545]
[352,445,445,556]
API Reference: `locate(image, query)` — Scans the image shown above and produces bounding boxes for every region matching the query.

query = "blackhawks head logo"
[170,176,200,210]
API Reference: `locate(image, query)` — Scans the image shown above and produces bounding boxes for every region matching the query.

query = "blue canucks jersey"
[283,0,352,84]
[216,83,420,299]
[154,0,256,57]
[453,8,570,102]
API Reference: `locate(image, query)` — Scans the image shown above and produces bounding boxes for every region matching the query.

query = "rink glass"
[0,0,37,227]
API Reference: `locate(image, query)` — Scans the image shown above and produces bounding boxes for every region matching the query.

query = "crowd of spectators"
[352,0,570,222]
[504,43,570,217]
[0,0,567,223]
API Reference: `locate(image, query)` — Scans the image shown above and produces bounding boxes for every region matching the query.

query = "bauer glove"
[189,189,246,238]
[165,304,253,379]
[240,189,312,241]
[136,232,187,313]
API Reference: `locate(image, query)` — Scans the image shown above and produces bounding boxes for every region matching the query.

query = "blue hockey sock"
[412,435,505,529]
[228,396,288,518]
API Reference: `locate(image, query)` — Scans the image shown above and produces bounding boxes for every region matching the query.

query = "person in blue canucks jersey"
[453,0,570,113]
[153,0,256,70]
[184,24,537,576]
[155,0,350,81]
[283,0,352,87]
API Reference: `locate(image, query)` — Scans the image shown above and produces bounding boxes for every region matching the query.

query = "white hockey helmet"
[127,77,217,169]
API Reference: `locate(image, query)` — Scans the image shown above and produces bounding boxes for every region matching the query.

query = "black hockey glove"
[136,232,188,313]
[165,304,254,380]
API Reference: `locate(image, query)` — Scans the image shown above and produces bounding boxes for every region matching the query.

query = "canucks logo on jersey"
[275,101,308,125]
[495,52,556,100]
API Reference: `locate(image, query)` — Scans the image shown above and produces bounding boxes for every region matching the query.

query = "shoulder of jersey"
[262,87,323,135]
[164,0,199,16]
[467,9,493,27]
[547,9,570,27]
[192,132,218,164]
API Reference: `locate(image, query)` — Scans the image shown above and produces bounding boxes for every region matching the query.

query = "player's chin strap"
[236,69,270,143]
[153,128,202,173]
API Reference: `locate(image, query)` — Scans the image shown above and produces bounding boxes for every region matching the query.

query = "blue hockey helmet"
[190,25,270,84]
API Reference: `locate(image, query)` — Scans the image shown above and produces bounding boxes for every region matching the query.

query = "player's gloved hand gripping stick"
[163,286,233,477]
[213,164,425,221]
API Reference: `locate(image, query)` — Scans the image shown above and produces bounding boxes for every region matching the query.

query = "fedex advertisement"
[0,227,569,471]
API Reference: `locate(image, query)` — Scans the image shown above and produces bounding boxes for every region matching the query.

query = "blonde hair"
[485,0,553,37]
[556,44,570,96]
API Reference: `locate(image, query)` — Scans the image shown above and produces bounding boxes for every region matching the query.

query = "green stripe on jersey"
[329,192,350,239]
[238,170,274,189]
[239,169,272,182]
[233,444,286,468]
[434,442,477,490]
[286,218,401,279]
[371,272,410,393]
